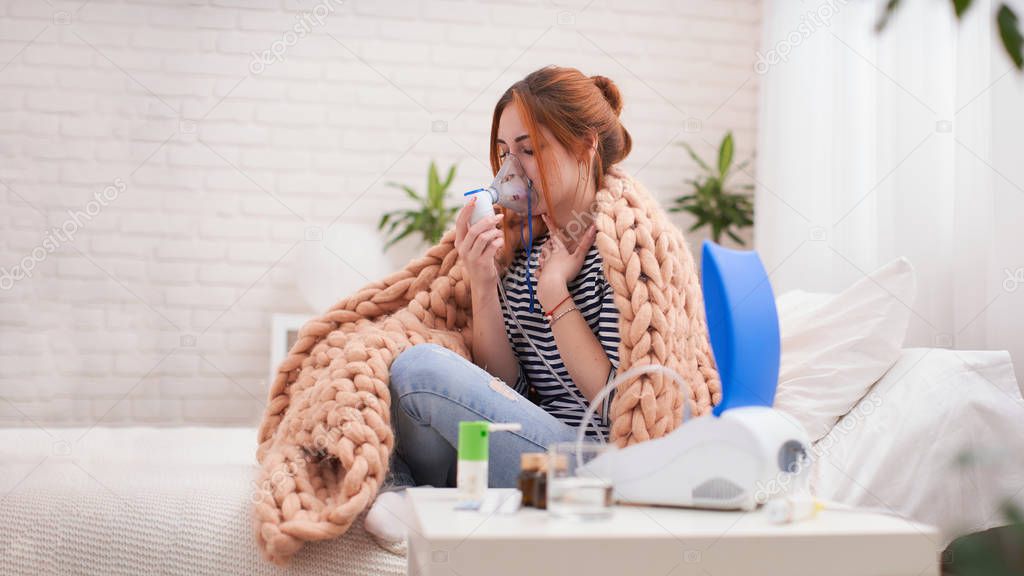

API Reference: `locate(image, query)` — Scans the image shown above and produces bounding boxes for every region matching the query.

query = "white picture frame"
[269,313,313,387]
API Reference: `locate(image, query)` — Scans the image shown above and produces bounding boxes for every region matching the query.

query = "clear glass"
[546,441,614,520]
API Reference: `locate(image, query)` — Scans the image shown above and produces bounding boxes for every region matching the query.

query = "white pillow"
[773,257,916,442]
[813,348,1024,546]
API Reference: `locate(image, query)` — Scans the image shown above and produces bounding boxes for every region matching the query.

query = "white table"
[406,488,940,576]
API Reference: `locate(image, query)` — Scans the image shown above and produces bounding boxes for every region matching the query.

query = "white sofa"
[1,345,1020,574]
[0,427,405,576]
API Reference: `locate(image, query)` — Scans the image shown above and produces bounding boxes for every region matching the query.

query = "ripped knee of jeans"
[488,377,519,402]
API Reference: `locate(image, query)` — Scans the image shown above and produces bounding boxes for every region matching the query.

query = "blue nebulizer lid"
[700,240,781,417]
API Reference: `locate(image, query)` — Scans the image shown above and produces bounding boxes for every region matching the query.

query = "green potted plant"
[377,161,460,250]
[670,132,754,246]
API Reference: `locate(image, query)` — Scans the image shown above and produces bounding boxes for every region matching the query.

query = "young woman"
[378,66,632,502]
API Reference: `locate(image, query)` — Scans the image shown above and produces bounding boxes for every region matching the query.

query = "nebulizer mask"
[463,152,540,225]
[464,154,609,442]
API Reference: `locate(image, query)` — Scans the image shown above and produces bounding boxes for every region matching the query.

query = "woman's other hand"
[455,198,505,288]
[536,217,596,306]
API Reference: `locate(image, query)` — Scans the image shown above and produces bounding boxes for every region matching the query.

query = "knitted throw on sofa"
[253,165,722,564]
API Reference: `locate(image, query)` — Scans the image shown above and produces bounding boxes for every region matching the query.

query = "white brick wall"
[0,0,761,427]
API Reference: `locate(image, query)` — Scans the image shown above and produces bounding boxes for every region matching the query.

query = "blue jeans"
[384,343,594,490]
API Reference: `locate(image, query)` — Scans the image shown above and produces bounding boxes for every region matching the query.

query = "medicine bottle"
[517,452,545,508]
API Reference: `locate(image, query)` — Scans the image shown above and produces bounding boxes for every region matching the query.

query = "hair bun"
[591,75,623,116]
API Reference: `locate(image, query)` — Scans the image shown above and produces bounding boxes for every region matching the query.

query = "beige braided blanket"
[253,165,721,564]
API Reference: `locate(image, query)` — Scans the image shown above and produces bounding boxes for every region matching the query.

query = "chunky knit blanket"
[253,165,721,564]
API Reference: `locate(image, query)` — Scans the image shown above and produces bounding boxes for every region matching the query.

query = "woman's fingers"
[471,213,503,236]
[541,216,569,255]
[536,216,596,273]
[455,199,475,244]
[537,242,551,271]
[541,215,553,234]
[578,223,597,253]
[541,216,559,244]
[470,228,503,254]
[478,234,502,262]
[569,224,597,267]
[459,212,502,254]
[468,227,504,260]
[540,239,553,260]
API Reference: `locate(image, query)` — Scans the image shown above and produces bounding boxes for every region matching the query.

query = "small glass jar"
[517,452,545,508]
[546,442,613,520]
[534,453,567,510]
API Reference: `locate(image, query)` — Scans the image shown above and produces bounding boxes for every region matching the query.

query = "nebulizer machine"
[571,241,814,516]
[569,243,904,523]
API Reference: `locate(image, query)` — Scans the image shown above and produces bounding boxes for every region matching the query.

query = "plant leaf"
[953,0,973,19]
[386,214,408,235]
[427,161,441,203]
[718,132,734,180]
[998,4,1024,70]
[384,224,417,249]
[678,142,712,173]
[388,182,421,201]
[443,163,457,190]
[428,177,440,211]
[875,0,902,32]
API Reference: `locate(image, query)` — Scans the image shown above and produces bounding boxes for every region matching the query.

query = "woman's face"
[496,104,595,232]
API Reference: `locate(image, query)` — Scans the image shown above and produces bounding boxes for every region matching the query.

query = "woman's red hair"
[489,66,632,268]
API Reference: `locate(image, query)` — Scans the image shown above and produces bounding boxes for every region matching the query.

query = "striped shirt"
[499,233,620,440]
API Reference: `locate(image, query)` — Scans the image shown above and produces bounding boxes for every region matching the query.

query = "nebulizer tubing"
[571,363,694,468]
[496,280,608,444]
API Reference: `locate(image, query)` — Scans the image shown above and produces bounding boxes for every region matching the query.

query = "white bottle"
[456,421,521,509]
[466,188,497,225]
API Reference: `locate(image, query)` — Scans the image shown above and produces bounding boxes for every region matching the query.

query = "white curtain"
[756,0,1024,376]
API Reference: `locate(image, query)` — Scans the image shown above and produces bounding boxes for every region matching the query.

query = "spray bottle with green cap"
[457,420,522,508]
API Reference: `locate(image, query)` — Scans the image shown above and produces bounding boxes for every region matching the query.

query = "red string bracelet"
[544,293,573,319]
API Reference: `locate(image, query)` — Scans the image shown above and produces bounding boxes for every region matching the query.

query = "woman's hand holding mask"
[455,198,505,289]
